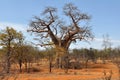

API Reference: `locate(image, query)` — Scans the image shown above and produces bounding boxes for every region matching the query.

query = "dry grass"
[0,60,119,80]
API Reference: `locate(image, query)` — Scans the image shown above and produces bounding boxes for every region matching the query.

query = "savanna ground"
[0,60,119,80]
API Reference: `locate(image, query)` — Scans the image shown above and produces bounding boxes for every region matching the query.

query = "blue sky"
[0,0,120,49]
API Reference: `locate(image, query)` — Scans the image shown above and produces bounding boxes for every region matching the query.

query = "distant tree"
[32,47,43,64]
[0,27,23,73]
[102,34,112,49]
[17,44,36,73]
[71,48,96,69]
[111,47,120,80]
[102,34,112,63]
[92,49,99,63]
[45,48,55,73]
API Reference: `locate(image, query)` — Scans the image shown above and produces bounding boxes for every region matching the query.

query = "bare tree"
[102,34,112,63]
[28,3,94,72]
[102,34,112,50]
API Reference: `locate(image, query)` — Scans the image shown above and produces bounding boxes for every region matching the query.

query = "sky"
[0,0,120,49]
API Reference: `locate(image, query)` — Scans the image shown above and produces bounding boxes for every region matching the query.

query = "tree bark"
[64,55,69,74]
[6,40,11,73]
[24,60,28,72]
[19,59,22,73]
[85,59,89,68]
[55,46,69,74]
[49,58,52,73]
[55,53,62,69]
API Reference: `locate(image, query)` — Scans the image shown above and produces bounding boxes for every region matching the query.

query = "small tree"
[102,34,112,63]
[45,48,55,73]
[19,44,35,73]
[0,27,23,73]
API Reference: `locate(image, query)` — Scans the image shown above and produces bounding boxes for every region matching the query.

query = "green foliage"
[0,27,23,47]
[72,48,96,59]
[0,27,24,73]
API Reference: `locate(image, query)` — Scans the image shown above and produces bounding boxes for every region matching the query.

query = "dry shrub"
[69,62,81,69]
[31,67,41,72]
[102,70,113,80]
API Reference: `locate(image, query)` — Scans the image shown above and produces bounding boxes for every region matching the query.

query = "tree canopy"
[0,27,23,73]
[28,3,94,50]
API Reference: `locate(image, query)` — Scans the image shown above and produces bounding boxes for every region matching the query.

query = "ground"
[0,60,119,80]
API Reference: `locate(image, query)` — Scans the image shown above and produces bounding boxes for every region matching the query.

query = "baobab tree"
[28,3,94,70]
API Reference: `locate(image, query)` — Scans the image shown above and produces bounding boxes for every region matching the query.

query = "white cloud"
[0,22,28,32]
[94,38,103,42]
[111,39,120,43]
[93,38,103,42]
[94,38,120,43]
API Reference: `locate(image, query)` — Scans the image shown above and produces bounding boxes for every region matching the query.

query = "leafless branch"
[28,3,94,50]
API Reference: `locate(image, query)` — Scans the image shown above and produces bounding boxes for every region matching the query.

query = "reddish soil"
[1,61,119,80]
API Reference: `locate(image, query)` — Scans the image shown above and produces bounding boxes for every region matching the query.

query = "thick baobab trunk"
[55,52,63,68]
[64,55,69,73]
[55,45,69,73]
